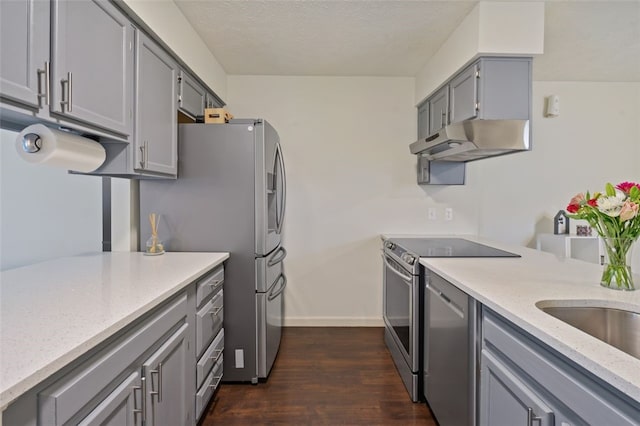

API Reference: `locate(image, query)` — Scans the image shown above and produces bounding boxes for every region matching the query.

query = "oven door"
[382,252,419,372]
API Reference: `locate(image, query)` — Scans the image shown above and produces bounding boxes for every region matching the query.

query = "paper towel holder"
[21,133,43,153]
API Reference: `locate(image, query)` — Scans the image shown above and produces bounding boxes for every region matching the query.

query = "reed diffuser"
[145,213,165,255]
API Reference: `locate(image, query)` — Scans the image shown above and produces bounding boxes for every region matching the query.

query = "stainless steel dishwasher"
[423,268,477,426]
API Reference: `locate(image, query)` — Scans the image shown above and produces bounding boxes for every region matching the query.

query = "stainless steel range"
[382,237,519,405]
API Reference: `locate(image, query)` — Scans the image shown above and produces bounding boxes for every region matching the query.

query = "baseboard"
[283,317,384,327]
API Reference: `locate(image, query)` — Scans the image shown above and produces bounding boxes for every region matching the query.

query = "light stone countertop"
[0,251,229,411]
[384,234,640,403]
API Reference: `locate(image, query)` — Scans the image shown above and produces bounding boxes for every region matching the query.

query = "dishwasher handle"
[427,284,465,319]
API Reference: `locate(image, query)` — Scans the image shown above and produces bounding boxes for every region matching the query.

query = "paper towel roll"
[15,124,106,172]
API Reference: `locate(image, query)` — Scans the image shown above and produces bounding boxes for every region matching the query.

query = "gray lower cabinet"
[143,323,190,426]
[134,30,178,177]
[77,371,141,426]
[0,0,50,110]
[480,308,640,426]
[50,0,133,136]
[480,351,554,426]
[194,264,225,421]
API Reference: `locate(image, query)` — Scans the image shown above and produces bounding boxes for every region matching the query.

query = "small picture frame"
[576,225,592,236]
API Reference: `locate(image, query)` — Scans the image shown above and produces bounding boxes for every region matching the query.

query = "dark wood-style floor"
[201,327,436,425]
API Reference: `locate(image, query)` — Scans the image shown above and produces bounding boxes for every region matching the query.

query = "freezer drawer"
[197,329,224,389]
[196,355,223,419]
[256,272,286,378]
[196,265,224,308]
[196,290,223,357]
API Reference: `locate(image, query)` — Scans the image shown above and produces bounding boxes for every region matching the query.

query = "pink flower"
[619,200,639,221]
[569,193,585,206]
[616,182,640,194]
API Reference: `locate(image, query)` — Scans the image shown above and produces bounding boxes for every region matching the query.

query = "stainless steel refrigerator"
[139,119,287,383]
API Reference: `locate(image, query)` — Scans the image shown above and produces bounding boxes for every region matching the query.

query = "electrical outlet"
[428,208,437,220]
[444,208,453,221]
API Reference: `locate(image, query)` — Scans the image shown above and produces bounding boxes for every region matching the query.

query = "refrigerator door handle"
[267,246,287,266]
[275,143,286,234]
[268,273,287,301]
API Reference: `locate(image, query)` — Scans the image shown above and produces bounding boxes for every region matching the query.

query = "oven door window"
[384,255,413,359]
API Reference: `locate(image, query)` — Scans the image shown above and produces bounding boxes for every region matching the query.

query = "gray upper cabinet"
[50,0,134,136]
[449,62,479,124]
[135,31,178,176]
[205,91,223,109]
[428,85,448,135]
[417,103,429,139]
[417,57,532,140]
[178,70,206,118]
[0,0,50,110]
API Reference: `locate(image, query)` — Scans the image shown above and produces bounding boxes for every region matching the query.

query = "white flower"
[597,190,627,217]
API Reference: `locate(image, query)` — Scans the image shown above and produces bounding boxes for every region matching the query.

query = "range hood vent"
[409,119,530,162]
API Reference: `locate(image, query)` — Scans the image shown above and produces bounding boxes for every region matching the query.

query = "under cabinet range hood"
[409,119,530,162]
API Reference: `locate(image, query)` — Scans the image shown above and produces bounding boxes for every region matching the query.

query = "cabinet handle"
[209,349,223,364]
[150,362,163,402]
[527,407,543,426]
[60,72,72,112]
[37,61,50,106]
[208,376,223,388]
[210,306,223,316]
[133,377,147,423]
[139,144,146,168]
[208,279,223,288]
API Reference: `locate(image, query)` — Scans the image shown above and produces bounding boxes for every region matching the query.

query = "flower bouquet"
[567,182,640,290]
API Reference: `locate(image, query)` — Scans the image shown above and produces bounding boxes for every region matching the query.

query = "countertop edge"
[0,252,229,411]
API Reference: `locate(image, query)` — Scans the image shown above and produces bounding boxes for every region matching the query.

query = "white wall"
[415,1,544,104]
[474,82,640,270]
[227,76,479,326]
[0,129,102,270]
[122,0,228,101]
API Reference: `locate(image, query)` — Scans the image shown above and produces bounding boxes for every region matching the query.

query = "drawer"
[196,265,224,308]
[196,290,223,357]
[39,292,188,426]
[196,355,223,420]
[197,329,224,389]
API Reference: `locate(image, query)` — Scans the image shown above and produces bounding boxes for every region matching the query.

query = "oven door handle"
[381,253,413,283]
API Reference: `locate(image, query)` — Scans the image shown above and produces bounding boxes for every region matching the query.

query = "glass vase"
[600,237,635,290]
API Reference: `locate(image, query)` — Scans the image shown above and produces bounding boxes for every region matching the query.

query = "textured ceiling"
[175,0,640,81]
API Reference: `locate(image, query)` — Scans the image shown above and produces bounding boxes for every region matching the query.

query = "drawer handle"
[209,306,223,316]
[208,376,223,388]
[209,349,223,363]
[207,279,223,288]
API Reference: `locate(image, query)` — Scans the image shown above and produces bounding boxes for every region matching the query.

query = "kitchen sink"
[536,303,640,360]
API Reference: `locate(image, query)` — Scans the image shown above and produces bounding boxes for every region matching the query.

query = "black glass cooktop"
[390,238,520,258]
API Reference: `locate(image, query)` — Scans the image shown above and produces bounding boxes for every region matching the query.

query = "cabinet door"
[205,91,223,109]
[77,371,141,426]
[0,0,50,109]
[417,102,429,139]
[51,0,133,136]
[450,63,478,123]
[178,70,206,118]
[428,86,448,135]
[480,351,554,426]
[135,31,177,176]
[143,323,191,426]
